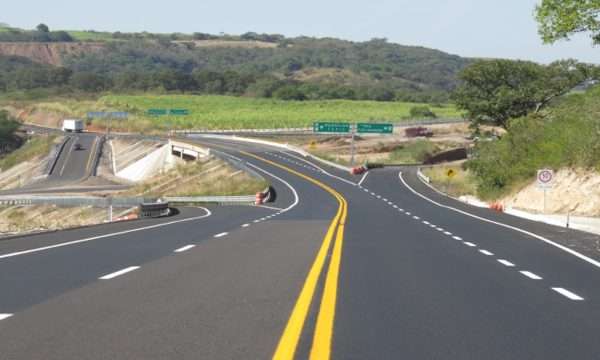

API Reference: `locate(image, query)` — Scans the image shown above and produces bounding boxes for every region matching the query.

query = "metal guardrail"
[45,136,69,175]
[0,196,153,207]
[90,136,105,177]
[177,119,466,135]
[0,194,257,207]
[164,195,256,205]
[417,167,431,183]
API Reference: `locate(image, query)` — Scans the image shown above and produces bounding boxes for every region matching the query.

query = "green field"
[9,94,462,132]
[65,30,114,42]
[96,95,462,131]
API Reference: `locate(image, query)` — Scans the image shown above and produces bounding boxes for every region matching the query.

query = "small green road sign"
[147,109,168,116]
[313,122,351,133]
[169,109,189,115]
[357,123,394,134]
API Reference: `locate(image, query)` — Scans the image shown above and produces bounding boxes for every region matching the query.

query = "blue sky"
[2,0,597,63]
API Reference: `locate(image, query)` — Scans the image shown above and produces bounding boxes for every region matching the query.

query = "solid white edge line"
[245,161,299,213]
[358,172,369,186]
[520,271,543,280]
[552,287,584,300]
[256,204,285,211]
[281,151,358,186]
[0,313,13,321]
[99,266,140,280]
[174,244,195,253]
[399,171,600,270]
[0,208,213,260]
[214,232,228,238]
[497,259,516,267]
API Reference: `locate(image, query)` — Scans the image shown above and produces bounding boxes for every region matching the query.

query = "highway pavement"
[1,133,103,196]
[0,138,599,359]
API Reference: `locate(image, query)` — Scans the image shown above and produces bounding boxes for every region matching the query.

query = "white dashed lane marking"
[99,266,140,280]
[0,314,13,321]
[214,232,228,238]
[358,188,587,301]
[242,223,250,228]
[497,259,516,267]
[552,288,584,301]
[174,245,195,253]
[520,271,543,280]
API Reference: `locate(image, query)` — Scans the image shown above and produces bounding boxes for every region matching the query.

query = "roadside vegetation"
[388,140,440,164]
[0,110,19,144]
[5,95,461,132]
[0,134,58,171]
[466,86,600,200]
[0,205,112,235]
[445,0,600,203]
[422,165,477,198]
[121,158,268,197]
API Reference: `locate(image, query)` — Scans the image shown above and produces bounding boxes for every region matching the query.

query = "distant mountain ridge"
[0,26,472,102]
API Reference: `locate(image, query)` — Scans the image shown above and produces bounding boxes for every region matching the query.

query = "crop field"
[96,95,462,131]
[8,94,462,132]
[65,30,114,42]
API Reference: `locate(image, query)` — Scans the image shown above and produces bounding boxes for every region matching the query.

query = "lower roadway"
[0,138,599,359]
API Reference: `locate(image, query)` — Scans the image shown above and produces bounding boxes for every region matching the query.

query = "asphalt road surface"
[0,137,599,359]
[0,132,108,196]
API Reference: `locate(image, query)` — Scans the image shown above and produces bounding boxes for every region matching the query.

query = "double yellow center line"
[240,151,347,360]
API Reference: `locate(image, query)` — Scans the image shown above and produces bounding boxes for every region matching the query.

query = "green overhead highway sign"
[147,109,190,116]
[147,109,168,116]
[357,123,394,134]
[313,122,351,133]
[170,109,189,115]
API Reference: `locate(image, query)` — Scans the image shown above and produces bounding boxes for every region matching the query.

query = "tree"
[409,106,437,119]
[0,110,19,143]
[536,0,600,44]
[451,59,589,129]
[70,72,110,92]
[273,85,306,100]
[36,23,49,33]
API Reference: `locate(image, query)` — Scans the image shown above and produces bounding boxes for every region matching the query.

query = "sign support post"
[350,124,356,166]
[537,169,554,214]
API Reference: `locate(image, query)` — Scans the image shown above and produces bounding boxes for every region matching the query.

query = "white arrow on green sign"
[313,122,351,133]
[357,123,393,134]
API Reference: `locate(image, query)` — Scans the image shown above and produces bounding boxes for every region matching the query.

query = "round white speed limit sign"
[537,169,554,188]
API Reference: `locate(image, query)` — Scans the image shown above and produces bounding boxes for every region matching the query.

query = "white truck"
[62,119,84,133]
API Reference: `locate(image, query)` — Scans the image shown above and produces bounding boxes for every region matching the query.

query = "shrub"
[409,105,437,118]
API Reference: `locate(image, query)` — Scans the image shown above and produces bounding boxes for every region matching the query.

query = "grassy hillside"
[467,86,600,200]
[0,25,471,104]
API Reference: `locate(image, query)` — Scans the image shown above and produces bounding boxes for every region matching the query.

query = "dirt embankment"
[503,168,600,216]
[0,42,105,66]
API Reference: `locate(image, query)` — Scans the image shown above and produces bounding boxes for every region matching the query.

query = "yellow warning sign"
[446,169,456,178]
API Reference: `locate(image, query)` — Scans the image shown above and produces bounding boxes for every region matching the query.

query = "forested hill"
[0,26,471,102]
